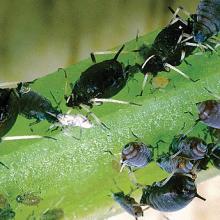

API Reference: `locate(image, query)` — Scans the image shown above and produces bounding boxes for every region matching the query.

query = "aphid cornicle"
[169,134,208,160]
[193,0,220,43]
[140,174,206,212]
[40,208,64,220]
[196,100,220,129]
[120,142,154,171]
[112,191,143,220]
[65,45,138,108]
[16,192,42,206]
[136,7,197,95]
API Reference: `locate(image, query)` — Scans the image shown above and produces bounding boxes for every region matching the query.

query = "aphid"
[0,88,19,138]
[17,83,93,131]
[0,204,15,220]
[140,174,205,212]
[196,100,220,129]
[193,0,220,43]
[207,143,220,169]
[156,152,196,175]
[112,191,143,220]
[16,192,42,206]
[17,83,61,125]
[120,142,154,172]
[169,134,208,160]
[136,7,197,95]
[63,45,140,126]
[40,208,64,220]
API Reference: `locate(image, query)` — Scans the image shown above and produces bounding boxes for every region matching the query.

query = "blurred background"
[0,0,198,82]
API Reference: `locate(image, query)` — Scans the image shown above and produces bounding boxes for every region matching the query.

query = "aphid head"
[196,100,218,121]
[133,206,144,218]
[16,195,23,203]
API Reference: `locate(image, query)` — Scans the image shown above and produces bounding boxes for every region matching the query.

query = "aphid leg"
[154,140,166,157]
[79,104,109,130]
[49,91,62,110]
[204,43,216,52]
[90,53,96,63]
[184,59,192,66]
[160,171,175,187]
[0,161,9,169]
[90,98,141,106]
[180,50,186,61]
[195,193,206,201]
[204,87,220,100]
[138,73,149,97]
[164,63,198,82]
[29,119,40,127]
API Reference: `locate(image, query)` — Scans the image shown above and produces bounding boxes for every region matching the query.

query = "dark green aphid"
[16,192,42,206]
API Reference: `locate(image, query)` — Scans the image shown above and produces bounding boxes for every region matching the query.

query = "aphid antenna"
[195,193,206,201]
[90,98,142,106]
[168,6,192,23]
[0,161,9,169]
[204,43,216,52]
[58,68,73,99]
[185,42,208,51]
[113,44,125,60]
[164,63,197,82]
[204,87,220,100]
[79,104,110,130]
[130,129,140,141]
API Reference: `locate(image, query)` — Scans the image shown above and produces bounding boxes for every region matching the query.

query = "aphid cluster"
[0,0,219,219]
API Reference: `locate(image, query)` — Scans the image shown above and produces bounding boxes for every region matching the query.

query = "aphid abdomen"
[157,154,177,173]
[121,142,153,168]
[194,0,220,42]
[197,100,220,129]
[72,59,127,106]
[18,90,59,123]
[140,174,200,212]
[0,89,19,138]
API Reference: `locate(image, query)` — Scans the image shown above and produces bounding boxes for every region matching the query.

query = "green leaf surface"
[0,30,220,219]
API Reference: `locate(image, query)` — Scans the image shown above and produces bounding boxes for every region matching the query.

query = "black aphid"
[112,191,143,220]
[136,7,197,95]
[193,0,220,43]
[0,88,19,138]
[156,152,196,175]
[140,174,205,212]
[196,100,220,129]
[17,83,93,130]
[120,142,153,172]
[169,134,208,160]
